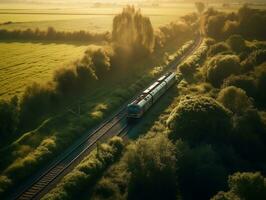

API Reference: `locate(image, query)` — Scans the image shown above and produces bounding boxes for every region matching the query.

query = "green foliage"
[226,35,246,53]
[155,20,196,49]
[207,42,231,57]
[167,95,232,143]
[217,86,252,115]
[177,143,227,200]
[222,75,256,98]
[112,6,154,53]
[42,136,124,200]
[0,176,12,195]
[195,2,205,14]
[254,63,266,106]
[4,137,57,181]
[179,39,209,77]
[242,49,266,72]
[211,172,266,200]
[0,27,109,43]
[125,135,177,200]
[204,6,266,40]
[206,55,241,87]
[0,97,19,143]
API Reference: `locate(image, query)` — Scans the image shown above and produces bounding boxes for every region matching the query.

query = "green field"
[0,3,200,32]
[0,2,253,32]
[0,42,100,100]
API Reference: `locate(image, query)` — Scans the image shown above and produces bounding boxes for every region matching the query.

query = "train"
[127,72,181,119]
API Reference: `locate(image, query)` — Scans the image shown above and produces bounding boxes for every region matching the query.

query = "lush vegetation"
[45,5,266,200]
[0,28,110,43]
[0,6,197,198]
[0,42,90,100]
[42,136,124,200]
[204,5,266,40]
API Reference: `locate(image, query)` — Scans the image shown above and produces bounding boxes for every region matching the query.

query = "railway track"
[11,35,203,200]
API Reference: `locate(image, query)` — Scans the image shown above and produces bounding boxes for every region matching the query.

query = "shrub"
[211,172,266,200]
[242,50,266,72]
[126,135,177,200]
[0,176,12,195]
[42,136,124,200]
[206,55,241,87]
[179,39,209,77]
[254,63,266,107]
[217,86,253,115]
[19,83,56,131]
[177,143,227,200]
[222,75,256,98]
[0,97,19,143]
[207,42,231,57]
[167,95,232,143]
[226,34,246,53]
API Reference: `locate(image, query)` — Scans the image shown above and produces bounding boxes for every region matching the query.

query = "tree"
[195,2,205,14]
[206,55,241,87]
[112,6,154,53]
[167,95,232,143]
[207,42,231,57]
[89,48,111,78]
[211,172,266,200]
[0,97,19,143]
[217,86,252,115]
[125,135,178,200]
[222,75,256,98]
[177,142,227,200]
[226,35,246,53]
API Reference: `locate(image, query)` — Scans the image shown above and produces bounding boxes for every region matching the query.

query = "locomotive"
[127,72,180,119]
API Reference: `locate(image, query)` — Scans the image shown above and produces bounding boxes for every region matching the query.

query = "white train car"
[127,72,179,119]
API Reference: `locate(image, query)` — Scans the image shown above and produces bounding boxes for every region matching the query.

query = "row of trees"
[0,27,110,43]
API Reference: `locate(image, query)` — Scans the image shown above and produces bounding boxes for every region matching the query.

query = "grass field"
[0,3,198,32]
[0,42,99,100]
[0,2,259,32]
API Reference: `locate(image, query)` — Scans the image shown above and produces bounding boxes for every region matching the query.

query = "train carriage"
[127,72,178,119]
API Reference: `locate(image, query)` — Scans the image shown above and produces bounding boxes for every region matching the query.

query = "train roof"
[129,72,175,106]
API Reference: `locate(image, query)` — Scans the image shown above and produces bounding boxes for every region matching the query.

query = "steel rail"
[12,35,203,200]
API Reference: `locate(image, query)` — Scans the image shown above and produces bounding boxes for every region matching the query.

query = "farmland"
[0,2,248,32]
[0,42,97,99]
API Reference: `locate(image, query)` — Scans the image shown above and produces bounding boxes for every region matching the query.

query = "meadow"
[0,2,245,32]
[0,42,98,99]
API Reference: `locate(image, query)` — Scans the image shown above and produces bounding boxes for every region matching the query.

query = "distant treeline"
[0,27,110,43]
[204,5,266,40]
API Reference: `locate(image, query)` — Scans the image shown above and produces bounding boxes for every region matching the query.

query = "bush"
[42,137,124,200]
[206,54,241,87]
[242,50,266,72]
[167,95,232,143]
[254,63,266,107]
[126,135,178,200]
[217,86,253,115]
[179,39,209,77]
[19,83,56,131]
[211,172,266,200]
[0,97,19,143]
[222,75,256,98]
[226,34,246,53]
[207,42,231,57]
[177,143,227,200]
[0,176,12,195]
